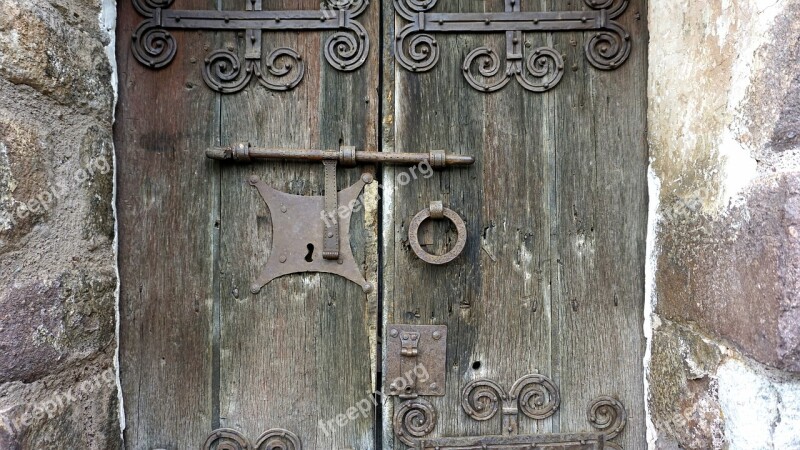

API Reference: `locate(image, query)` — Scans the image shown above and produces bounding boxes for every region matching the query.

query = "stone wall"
[647,0,800,448]
[0,0,120,448]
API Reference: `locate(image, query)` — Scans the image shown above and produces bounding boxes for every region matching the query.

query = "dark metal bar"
[205,144,475,167]
[162,9,350,31]
[422,10,602,32]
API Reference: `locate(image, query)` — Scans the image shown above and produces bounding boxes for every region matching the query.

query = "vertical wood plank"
[217,1,380,448]
[116,1,219,448]
[383,0,648,448]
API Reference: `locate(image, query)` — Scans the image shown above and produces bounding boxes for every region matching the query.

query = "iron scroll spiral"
[588,396,628,441]
[202,428,250,450]
[393,398,438,446]
[585,22,632,71]
[202,50,253,94]
[254,429,302,450]
[324,20,370,72]
[509,374,561,420]
[461,379,507,421]
[131,20,177,69]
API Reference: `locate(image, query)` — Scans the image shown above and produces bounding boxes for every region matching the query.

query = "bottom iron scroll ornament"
[202,427,301,450]
[396,373,627,449]
[248,173,374,294]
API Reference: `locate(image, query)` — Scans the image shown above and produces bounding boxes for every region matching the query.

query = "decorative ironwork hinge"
[392,372,628,449]
[130,0,370,93]
[202,427,301,450]
[393,0,633,93]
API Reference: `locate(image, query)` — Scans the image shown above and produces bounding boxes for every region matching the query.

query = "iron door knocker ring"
[409,201,467,265]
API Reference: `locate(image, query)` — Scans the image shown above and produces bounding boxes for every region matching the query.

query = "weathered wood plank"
[217,1,380,448]
[116,1,220,448]
[383,0,648,448]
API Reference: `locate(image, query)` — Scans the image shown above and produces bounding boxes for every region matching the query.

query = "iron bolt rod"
[205,143,475,167]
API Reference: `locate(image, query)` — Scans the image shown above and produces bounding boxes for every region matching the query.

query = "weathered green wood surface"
[381,0,649,448]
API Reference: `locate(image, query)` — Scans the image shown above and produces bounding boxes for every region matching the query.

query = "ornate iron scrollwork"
[462,374,560,434]
[394,398,439,446]
[131,0,370,93]
[202,427,302,450]
[394,0,632,93]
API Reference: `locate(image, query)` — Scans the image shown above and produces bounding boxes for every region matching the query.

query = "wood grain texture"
[116,1,219,449]
[216,1,380,449]
[118,0,379,448]
[382,0,649,448]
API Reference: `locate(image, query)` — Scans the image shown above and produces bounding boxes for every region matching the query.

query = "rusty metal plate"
[248,173,373,294]
[386,324,447,397]
[416,433,605,450]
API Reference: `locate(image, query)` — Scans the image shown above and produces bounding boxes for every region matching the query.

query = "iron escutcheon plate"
[386,324,447,397]
[248,173,373,294]
[416,433,606,450]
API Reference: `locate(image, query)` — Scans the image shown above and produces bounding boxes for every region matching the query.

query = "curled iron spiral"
[255,48,306,91]
[583,0,629,19]
[202,428,250,450]
[461,379,507,421]
[394,0,438,20]
[393,398,438,447]
[462,47,512,93]
[202,50,253,94]
[132,0,174,17]
[324,20,370,71]
[395,25,440,73]
[585,22,631,70]
[509,374,561,420]
[326,0,370,17]
[515,47,565,93]
[254,429,302,450]
[131,21,176,69]
[588,396,627,441]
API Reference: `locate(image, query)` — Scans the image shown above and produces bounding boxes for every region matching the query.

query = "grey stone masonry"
[0,0,121,448]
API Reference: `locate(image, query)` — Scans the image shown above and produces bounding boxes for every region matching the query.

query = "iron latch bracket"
[386,324,447,398]
[208,144,474,293]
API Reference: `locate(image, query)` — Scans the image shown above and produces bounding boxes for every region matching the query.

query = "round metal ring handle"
[408,201,467,265]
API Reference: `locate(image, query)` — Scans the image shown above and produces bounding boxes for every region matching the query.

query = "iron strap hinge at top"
[130,0,370,93]
[393,0,633,93]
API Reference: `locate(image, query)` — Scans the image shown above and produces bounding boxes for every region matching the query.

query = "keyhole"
[305,243,314,262]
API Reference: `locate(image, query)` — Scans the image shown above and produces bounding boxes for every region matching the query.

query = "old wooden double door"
[116,0,647,448]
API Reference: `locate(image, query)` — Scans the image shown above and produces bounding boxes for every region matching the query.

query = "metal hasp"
[387,324,447,446]
[385,324,448,398]
[394,0,632,93]
[208,144,474,293]
[130,0,369,92]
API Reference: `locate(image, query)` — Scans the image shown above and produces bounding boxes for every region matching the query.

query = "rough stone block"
[657,172,800,372]
[0,270,116,383]
[0,0,113,116]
